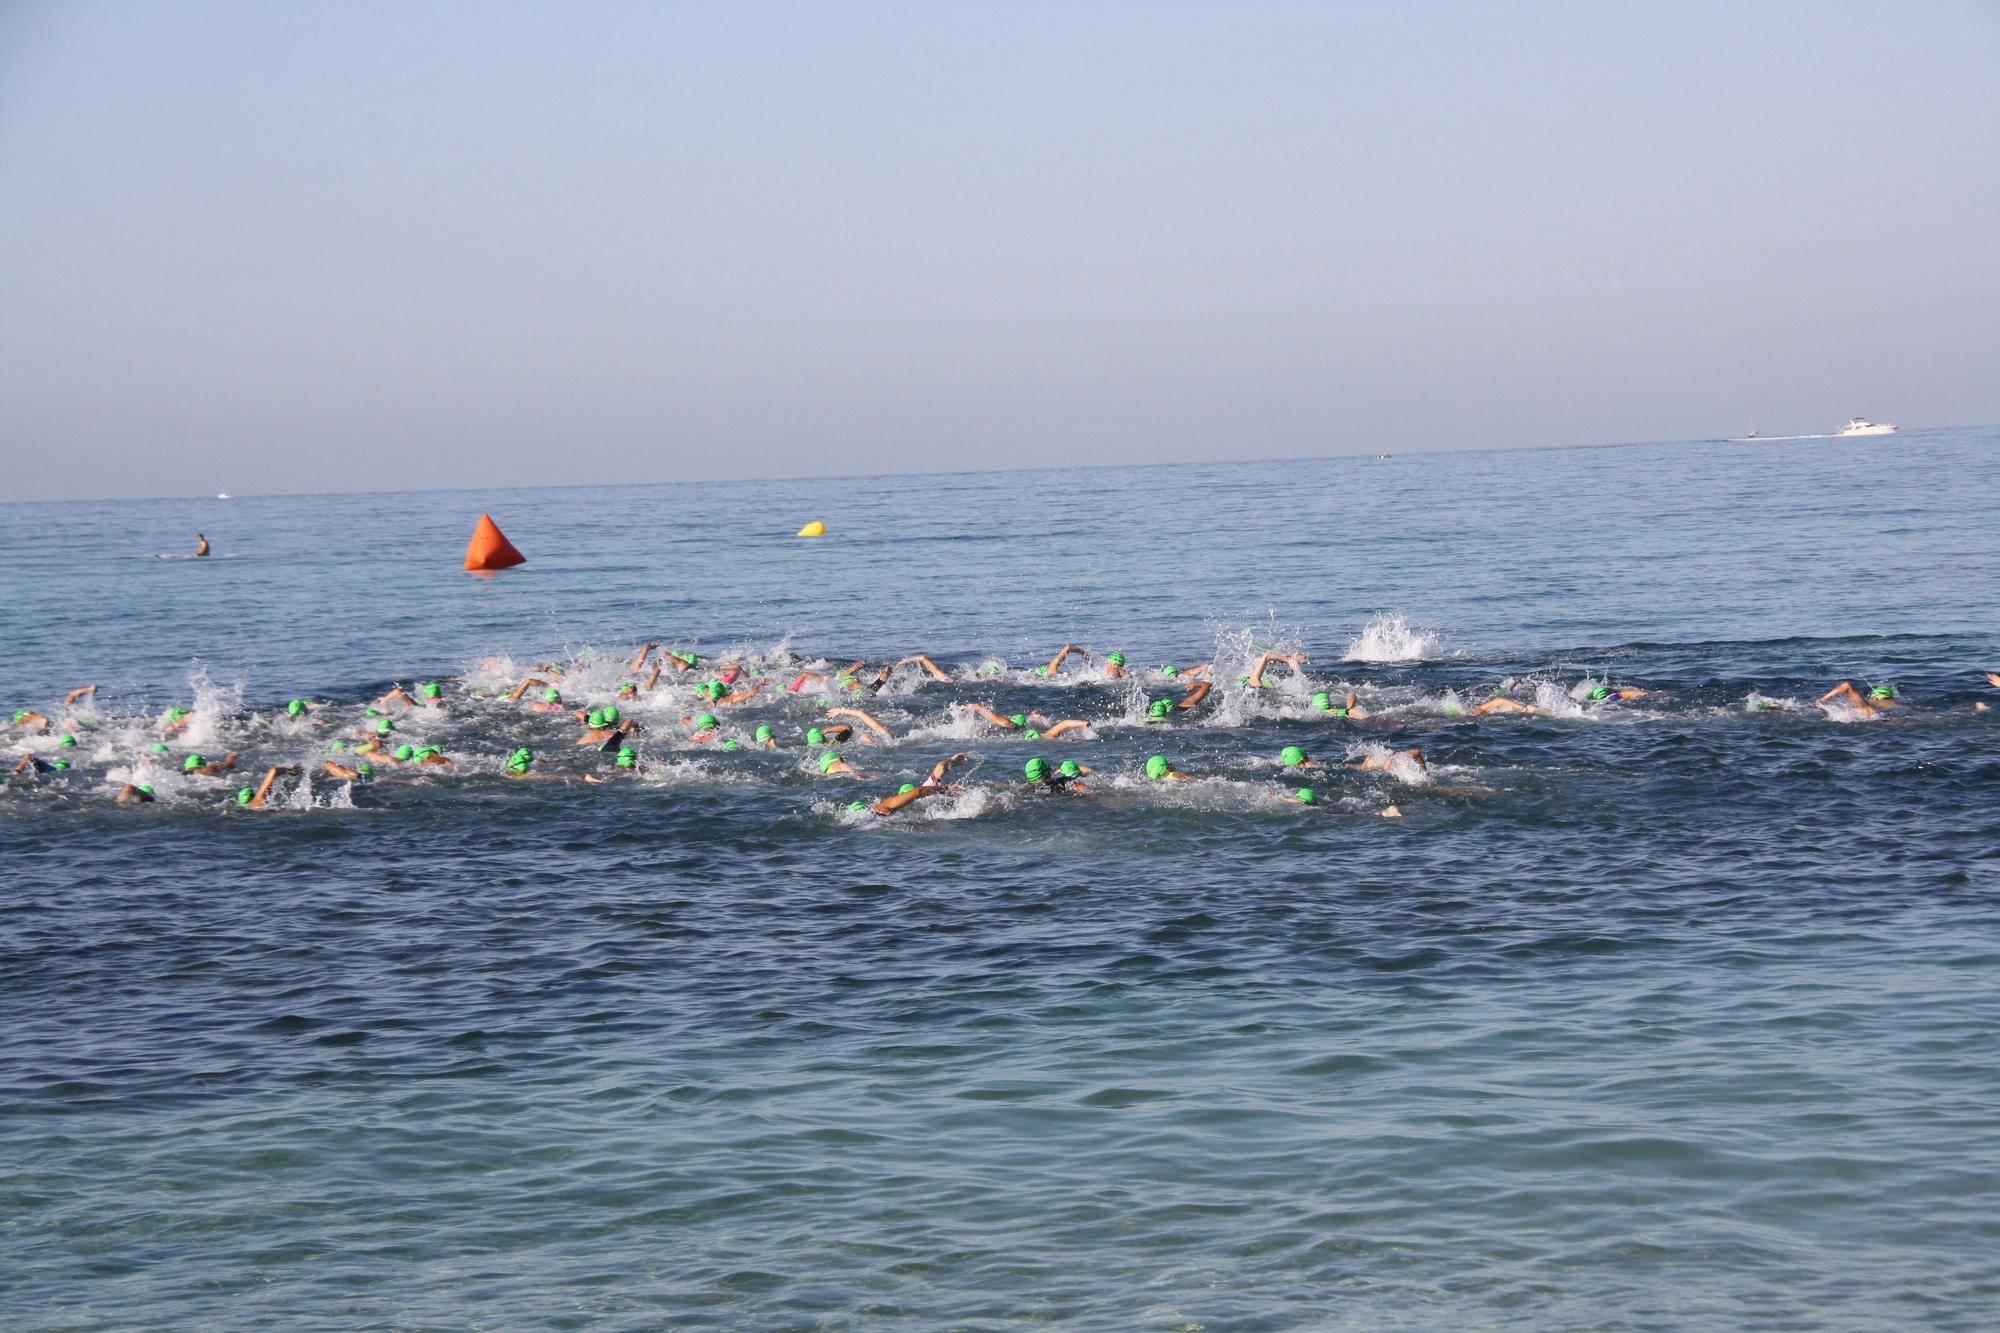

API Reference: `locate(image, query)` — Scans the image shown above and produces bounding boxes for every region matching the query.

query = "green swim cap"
[702,680,725,699]
[1036,665,1049,676]
[848,799,869,811]
[615,747,636,768]
[695,712,718,730]
[394,744,414,760]
[1162,665,1180,677]
[672,652,696,667]
[182,753,206,771]
[542,688,561,703]
[506,748,533,772]
[1239,676,1253,687]
[1441,702,1463,716]
[376,719,394,733]
[898,783,919,794]
[136,783,154,795]
[58,734,77,748]
[721,739,740,751]
[1058,760,1080,778]
[52,758,69,771]
[981,664,1000,676]
[1312,692,1332,710]
[618,680,636,692]
[287,699,308,717]
[1589,686,1613,701]
[1280,745,1307,767]
[1107,652,1125,667]
[586,710,606,728]
[356,763,374,777]
[601,705,619,725]
[1869,685,1895,699]
[365,707,382,717]
[236,787,253,805]
[329,740,347,751]
[754,725,774,742]
[414,747,440,760]
[1023,729,1041,740]
[1147,699,1173,718]
[150,742,170,753]
[1024,757,1048,781]
[818,750,842,772]
[168,707,190,721]
[10,709,28,723]
[1750,697,1773,710]
[806,727,825,746]
[420,682,441,699]
[1008,713,1028,727]
[1295,787,1317,804]
[1146,755,1170,780]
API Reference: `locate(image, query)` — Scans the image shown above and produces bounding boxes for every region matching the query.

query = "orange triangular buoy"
[464,513,526,571]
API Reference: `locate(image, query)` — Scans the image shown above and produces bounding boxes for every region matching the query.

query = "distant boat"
[1835,417,1897,437]
[216,492,233,500]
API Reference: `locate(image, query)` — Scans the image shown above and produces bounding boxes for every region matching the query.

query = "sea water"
[3,428,1998,1328]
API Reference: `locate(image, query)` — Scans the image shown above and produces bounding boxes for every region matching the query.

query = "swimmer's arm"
[870,785,938,815]
[630,642,659,670]
[1045,644,1087,674]
[1987,673,2000,689]
[719,680,764,705]
[825,707,892,738]
[1040,719,1091,739]
[63,685,97,707]
[14,710,50,730]
[1816,682,1868,708]
[1182,663,1213,679]
[1344,691,1368,719]
[897,655,952,681]
[959,703,1017,728]
[1177,681,1213,709]
[642,663,664,692]
[116,783,153,804]
[507,678,547,702]
[248,765,299,808]
[374,687,417,709]
[926,753,972,785]
[323,761,360,778]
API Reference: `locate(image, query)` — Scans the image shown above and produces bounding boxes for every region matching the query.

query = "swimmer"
[1244,651,1308,688]
[662,650,703,673]
[1275,786,1318,805]
[683,712,722,742]
[630,642,661,671]
[1310,691,1366,719]
[1176,679,1215,711]
[1352,746,1428,775]
[858,753,973,816]
[824,706,895,744]
[1023,756,1092,793]
[1818,681,1898,716]
[1103,651,1128,679]
[753,725,778,750]
[181,752,239,776]
[236,765,302,809]
[63,685,97,709]
[1278,745,1324,771]
[1143,754,1194,781]
[195,533,210,557]
[322,760,374,780]
[1583,684,1648,703]
[788,660,868,693]
[9,708,51,733]
[115,783,156,805]
[576,710,631,747]
[957,703,1050,732]
[1039,644,1090,677]
[805,724,856,747]
[816,749,862,779]
[10,755,51,777]
[529,687,567,712]
[1470,697,1537,715]
[696,676,763,706]
[609,746,641,773]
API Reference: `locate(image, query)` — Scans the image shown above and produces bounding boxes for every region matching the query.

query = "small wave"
[1343,614,1447,662]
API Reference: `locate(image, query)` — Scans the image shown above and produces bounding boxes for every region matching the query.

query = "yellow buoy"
[796,520,826,537]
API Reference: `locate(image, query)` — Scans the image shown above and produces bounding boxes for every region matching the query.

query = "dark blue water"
[5,429,1999,1329]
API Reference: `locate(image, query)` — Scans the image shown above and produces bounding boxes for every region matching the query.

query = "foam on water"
[1343,612,1448,661]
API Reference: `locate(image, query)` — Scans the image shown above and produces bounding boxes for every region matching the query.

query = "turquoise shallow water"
[4,428,2000,1328]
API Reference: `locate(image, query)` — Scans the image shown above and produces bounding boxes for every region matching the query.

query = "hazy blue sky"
[4,0,1997,501]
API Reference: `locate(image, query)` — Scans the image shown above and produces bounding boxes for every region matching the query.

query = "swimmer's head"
[1294,787,1317,805]
[1147,699,1173,719]
[10,710,28,723]
[376,719,394,734]
[586,710,606,729]
[58,734,77,748]
[701,680,725,700]
[1008,713,1027,728]
[601,706,619,725]
[1162,665,1180,677]
[694,713,719,731]
[328,740,347,751]
[721,739,740,752]
[168,707,190,721]
[1280,745,1307,768]
[1145,755,1170,780]
[52,758,69,771]
[136,784,154,796]
[182,753,206,771]
[236,787,254,805]
[818,750,842,773]
[754,725,774,743]
[287,699,308,717]
[806,727,825,746]
[392,743,412,760]
[150,743,170,753]
[1024,757,1049,782]
[414,747,440,761]
[1869,685,1895,700]
[1057,760,1080,779]
[1106,652,1125,667]
[506,748,534,773]
[615,747,637,768]
[898,783,919,794]
[617,681,637,694]
[1589,685,1613,701]
[981,664,1000,677]
[672,652,697,667]
[542,688,561,704]
[1036,664,1049,677]
[356,763,374,778]
[1022,729,1041,740]
[847,800,869,811]
[1750,697,1773,710]
[420,682,441,699]
[1312,691,1333,711]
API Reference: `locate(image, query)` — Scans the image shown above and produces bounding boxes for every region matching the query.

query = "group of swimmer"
[6,643,1996,818]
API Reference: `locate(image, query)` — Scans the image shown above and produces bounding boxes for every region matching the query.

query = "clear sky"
[3,0,1997,501]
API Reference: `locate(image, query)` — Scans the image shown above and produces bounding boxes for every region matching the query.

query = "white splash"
[1343,613,1446,662]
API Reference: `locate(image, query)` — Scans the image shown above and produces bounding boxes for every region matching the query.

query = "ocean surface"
[4,428,1999,1330]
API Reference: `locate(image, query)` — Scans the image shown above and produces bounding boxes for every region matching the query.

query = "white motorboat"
[1835,417,1897,437]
